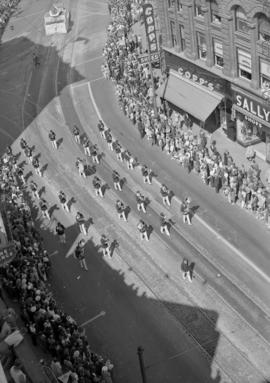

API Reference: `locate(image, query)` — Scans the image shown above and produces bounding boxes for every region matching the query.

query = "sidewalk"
[131,21,270,186]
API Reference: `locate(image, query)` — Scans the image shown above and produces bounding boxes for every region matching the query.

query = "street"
[1,0,270,382]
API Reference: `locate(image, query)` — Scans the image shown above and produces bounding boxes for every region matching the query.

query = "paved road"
[2,0,270,382]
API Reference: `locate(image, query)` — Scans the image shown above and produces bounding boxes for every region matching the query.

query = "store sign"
[177,67,215,91]
[235,93,270,123]
[142,4,158,54]
[138,52,159,65]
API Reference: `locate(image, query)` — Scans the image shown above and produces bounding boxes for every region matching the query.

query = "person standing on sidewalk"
[137,220,149,241]
[76,212,87,235]
[115,200,127,221]
[32,157,42,177]
[160,184,171,207]
[93,176,104,197]
[58,191,70,212]
[112,170,122,191]
[181,258,193,282]
[136,191,146,213]
[181,197,192,225]
[100,234,111,258]
[73,125,81,144]
[75,239,88,271]
[160,213,170,237]
[55,222,66,243]
[49,130,57,149]
[30,180,39,199]
[39,198,50,220]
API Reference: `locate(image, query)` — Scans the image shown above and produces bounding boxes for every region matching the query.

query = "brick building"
[155,0,270,161]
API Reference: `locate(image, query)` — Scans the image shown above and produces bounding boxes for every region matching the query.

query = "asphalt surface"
[2,0,270,382]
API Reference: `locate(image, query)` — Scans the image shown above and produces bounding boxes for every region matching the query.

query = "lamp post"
[137,346,147,383]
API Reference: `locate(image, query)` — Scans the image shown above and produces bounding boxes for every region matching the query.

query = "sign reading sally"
[235,93,270,123]
[142,3,158,54]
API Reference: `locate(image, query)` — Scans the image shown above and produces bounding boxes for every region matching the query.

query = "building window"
[176,0,183,12]
[211,1,221,24]
[170,20,177,47]
[237,49,252,81]
[179,24,186,50]
[213,40,223,68]
[260,60,270,96]
[197,33,207,60]
[168,0,175,9]
[235,7,249,33]
[258,15,270,42]
[195,5,204,17]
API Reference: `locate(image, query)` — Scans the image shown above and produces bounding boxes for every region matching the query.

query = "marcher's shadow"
[18,160,26,168]
[14,152,21,161]
[144,197,151,209]
[34,152,41,160]
[98,152,105,162]
[169,191,174,205]
[124,206,131,220]
[109,239,119,257]
[24,171,33,182]
[120,177,126,189]
[85,164,96,176]
[190,205,200,220]
[48,204,60,218]
[189,262,195,280]
[147,224,154,239]
[102,183,110,196]
[56,138,63,149]
[67,197,76,212]
[86,217,94,232]
[40,164,48,176]
[38,186,46,198]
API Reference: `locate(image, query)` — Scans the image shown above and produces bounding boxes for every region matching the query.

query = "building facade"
[156,0,270,161]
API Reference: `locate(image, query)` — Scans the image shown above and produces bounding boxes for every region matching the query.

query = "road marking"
[48,250,59,257]
[75,55,103,67]
[65,234,82,258]
[79,311,106,327]
[90,76,105,83]
[86,80,270,285]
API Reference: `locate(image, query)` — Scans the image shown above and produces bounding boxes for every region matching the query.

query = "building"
[156,0,270,161]
[44,3,70,36]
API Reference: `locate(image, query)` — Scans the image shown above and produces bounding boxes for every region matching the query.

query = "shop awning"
[162,73,223,122]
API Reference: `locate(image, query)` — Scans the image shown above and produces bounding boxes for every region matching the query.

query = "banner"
[142,3,158,54]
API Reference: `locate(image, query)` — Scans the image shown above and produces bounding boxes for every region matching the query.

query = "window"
[170,20,177,47]
[260,60,270,94]
[168,0,175,9]
[213,40,223,68]
[197,33,207,60]
[211,1,221,24]
[237,49,252,81]
[195,5,204,17]
[258,15,270,42]
[235,7,249,33]
[179,24,186,50]
[177,0,183,12]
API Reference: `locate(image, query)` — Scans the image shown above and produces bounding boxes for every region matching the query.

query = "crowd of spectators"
[0,152,114,382]
[0,0,20,27]
[102,0,270,226]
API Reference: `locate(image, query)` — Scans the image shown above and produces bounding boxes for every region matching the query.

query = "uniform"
[137,220,149,241]
[90,145,99,164]
[181,259,192,282]
[56,222,66,243]
[83,138,91,156]
[40,199,50,220]
[93,177,104,197]
[58,191,70,212]
[116,200,127,221]
[49,130,57,149]
[181,198,192,225]
[141,166,152,184]
[75,240,88,270]
[73,126,80,144]
[160,185,170,206]
[100,235,111,257]
[112,171,122,191]
[136,192,146,213]
[160,214,170,236]
[30,181,39,199]
[76,212,87,235]
[32,158,42,177]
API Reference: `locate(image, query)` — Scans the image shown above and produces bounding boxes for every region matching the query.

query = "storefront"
[231,85,270,161]
[160,50,231,133]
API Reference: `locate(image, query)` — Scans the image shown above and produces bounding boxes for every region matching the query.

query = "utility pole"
[137,346,147,383]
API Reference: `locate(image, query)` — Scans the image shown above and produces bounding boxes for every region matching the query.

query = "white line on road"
[86,80,270,285]
[90,76,105,83]
[48,250,59,257]
[75,55,103,67]
[79,311,106,327]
